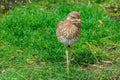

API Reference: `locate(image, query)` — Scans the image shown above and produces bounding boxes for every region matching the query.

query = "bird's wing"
[56,20,80,39]
[56,21,64,28]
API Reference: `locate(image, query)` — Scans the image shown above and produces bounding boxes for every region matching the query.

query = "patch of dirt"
[105,5,120,21]
[82,60,113,70]
[0,0,38,14]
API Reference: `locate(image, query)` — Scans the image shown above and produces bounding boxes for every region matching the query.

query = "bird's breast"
[58,37,79,45]
[56,20,80,45]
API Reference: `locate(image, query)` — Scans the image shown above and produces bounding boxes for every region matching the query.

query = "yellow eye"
[72,16,76,18]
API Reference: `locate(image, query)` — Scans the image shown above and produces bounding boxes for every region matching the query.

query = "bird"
[56,11,81,70]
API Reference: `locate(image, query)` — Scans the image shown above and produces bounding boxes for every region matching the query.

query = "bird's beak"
[77,19,84,23]
[77,19,81,22]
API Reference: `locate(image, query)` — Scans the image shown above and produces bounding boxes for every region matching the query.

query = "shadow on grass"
[72,51,97,66]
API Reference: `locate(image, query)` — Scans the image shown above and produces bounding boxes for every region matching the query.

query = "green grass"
[0,1,120,80]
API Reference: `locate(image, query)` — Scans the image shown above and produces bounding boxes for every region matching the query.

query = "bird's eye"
[71,16,76,18]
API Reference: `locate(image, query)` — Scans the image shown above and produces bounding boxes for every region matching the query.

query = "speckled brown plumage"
[56,11,81,46]
[56,11,81,70]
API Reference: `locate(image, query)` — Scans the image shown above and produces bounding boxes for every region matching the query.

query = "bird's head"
[66,11,82,26]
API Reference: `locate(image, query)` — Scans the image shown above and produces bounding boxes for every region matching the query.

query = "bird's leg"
[70,46,73,62]
[64,45,70,71]
[68,45,72,63]
[65,49,69,71]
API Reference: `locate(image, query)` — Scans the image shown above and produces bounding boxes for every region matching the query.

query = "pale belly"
[58,37,79,45]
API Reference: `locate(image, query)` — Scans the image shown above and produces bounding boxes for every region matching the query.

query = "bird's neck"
[72,23,80,27]
[66,19,80,27]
